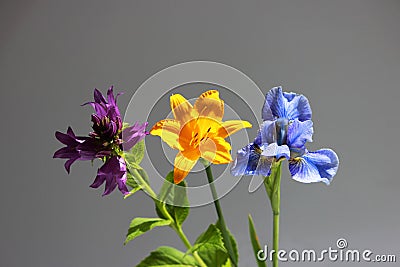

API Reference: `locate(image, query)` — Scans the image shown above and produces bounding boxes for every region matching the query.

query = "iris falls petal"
[289,149,339,185]
[231,143,273,176]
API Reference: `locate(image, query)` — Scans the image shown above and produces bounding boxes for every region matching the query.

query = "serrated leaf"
[128,161,143,170]
[156,171,189,226]
[124,218,171,245]
[191,224,228,267]
[216,219,239,264]
[136,246,198,267]
[222,259,233,267]
[248,214,267,267]
[131,140,145,163]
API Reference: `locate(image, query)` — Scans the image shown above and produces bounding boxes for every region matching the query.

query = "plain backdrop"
[1,0,399,266]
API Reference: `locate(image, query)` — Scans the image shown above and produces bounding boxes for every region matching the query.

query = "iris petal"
[261,143,290,160]
[230,143,272,176]
[287,120,313,149]
[289,149,339,185]
[265,86,312,121]
[256,120,276,144]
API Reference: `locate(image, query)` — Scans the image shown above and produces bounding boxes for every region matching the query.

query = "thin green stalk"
[175,226,207,267]
[272,212,279,267]
[130,168,207,267]
[264,162,282,267]
[204,163,238,267]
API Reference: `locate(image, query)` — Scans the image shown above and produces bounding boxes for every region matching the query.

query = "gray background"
[1,0,399,266]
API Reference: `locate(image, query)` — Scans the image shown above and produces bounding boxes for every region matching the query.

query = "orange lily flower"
[150,90,252,184]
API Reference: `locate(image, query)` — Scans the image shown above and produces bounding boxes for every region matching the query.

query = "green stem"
[273,212,279,267]
[175,226,207,267]
[265,162,282,267]
[204,163,238,267]
[130,168,207,267]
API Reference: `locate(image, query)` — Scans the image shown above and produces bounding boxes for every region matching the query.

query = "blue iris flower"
[231,87,339,185]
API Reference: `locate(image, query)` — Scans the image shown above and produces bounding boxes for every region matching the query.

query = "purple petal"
[64,157,78,173]
[53,147,77,158]
[94,88,107,104]
[122,122,148,151]
[90,173,106,188]
[55,130,77,145]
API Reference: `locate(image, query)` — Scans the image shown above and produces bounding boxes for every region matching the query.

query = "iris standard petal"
[200,137,232,164]
[150,119,182,150]
[173,152,197,184]
[265,86,312,121]
[170,94,196,124]
[287,119,313,149]
[193,90,224,121]
[217,120,252,138]
[257,120,276,144]
[289,149,339,185]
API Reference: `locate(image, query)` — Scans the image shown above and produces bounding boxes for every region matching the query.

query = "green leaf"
[128,161,143,170]
[216,219,239,264]
[124,168,150,199]
[124,217,171,245]
[191,224,229,267]
[156,171,189,226]
[248,214,267,267]
[124,171,141,198]
[124,140,145,164]
[222,259,233,267]
[136,246,198,267]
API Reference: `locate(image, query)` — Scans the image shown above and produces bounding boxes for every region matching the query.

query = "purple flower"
[90,156,129,196]
[54,86,148,196]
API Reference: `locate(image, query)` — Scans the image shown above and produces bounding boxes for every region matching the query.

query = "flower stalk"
[127,167,207,267]
[264,161,282,267]
[203,160,238,267]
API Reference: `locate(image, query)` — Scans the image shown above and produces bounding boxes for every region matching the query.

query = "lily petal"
[170,94,196,124]
[200,137,232,164]
[265,86,312,121]
[193,90,224,121]
[289,149,339,185]
[174,152,197,184]
[150,119,182,150]
[218,120,252,138]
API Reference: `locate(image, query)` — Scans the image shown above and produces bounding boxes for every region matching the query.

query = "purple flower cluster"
[54,87,148,196]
